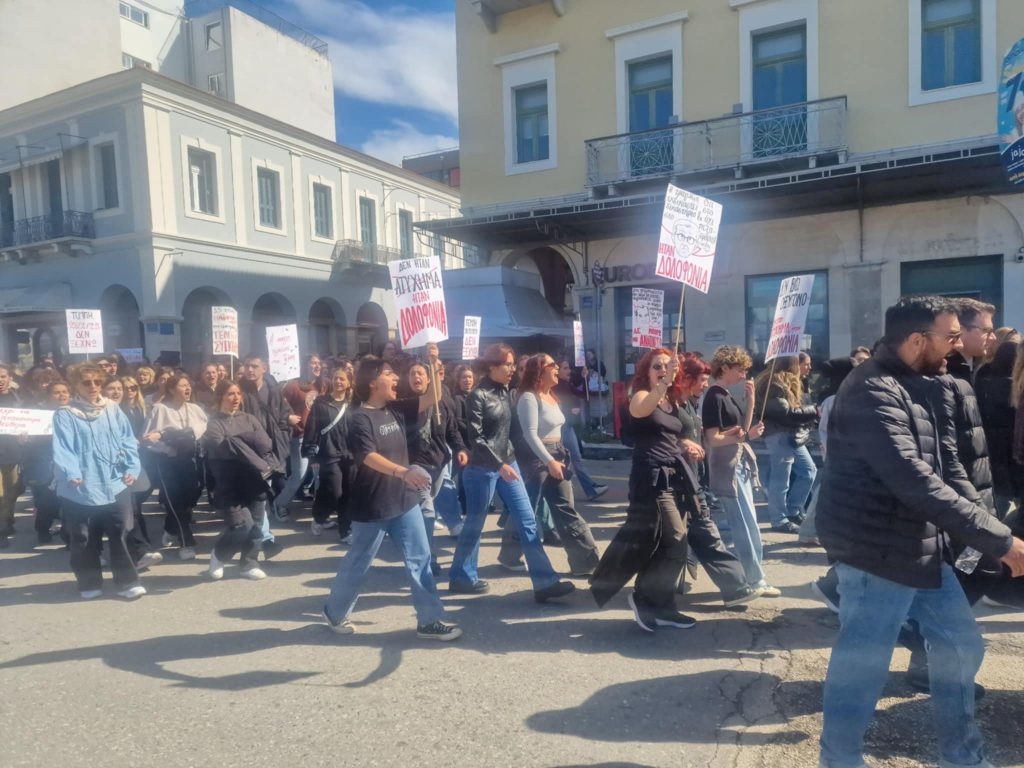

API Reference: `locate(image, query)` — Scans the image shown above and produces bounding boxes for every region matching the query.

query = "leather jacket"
[758,381,818,442]
[466,376,515,470]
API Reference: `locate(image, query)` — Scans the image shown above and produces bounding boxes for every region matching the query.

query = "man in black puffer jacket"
[816,296,1024,768]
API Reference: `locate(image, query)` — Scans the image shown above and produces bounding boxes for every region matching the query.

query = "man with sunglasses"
[816,296,1024,768]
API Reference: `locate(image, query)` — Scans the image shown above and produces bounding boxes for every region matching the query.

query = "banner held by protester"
[211,306,239,358]
[0,408,54,436]
[266,323,300,382]
[631,288,664,349]
[765,275,816,362]
[654,184,722,294]
[573,320,585,367]
[66,309,103,355]
[389,256,448,348]
[462,316,481,360]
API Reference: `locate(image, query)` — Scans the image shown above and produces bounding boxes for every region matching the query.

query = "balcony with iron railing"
[331,239,405,268]
[184,0,328,55]
[585,96,848,190]
[0,211,95,253]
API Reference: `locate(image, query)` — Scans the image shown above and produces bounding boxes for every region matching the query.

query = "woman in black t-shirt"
[321,356,462,642]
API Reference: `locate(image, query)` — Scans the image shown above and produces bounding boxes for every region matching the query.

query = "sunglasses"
[79,379,103,387]
[651,363,671,371]
[126,385,139,392]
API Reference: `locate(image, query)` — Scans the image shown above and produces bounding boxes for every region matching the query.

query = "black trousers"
[634,490,689,611]
[684,512,748,596]
[312,461,353,536]
[157,454,201,547]
[64,489,139,591]
[214,495,266,567]
[126,496,152,563]
[31,483,61,535]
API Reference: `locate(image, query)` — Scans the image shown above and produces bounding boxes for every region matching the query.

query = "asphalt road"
[1,458,1022,768]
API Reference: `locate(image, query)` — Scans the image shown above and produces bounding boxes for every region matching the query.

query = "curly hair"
[709,345,753,379]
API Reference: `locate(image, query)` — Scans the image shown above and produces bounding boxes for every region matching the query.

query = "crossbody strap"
[320,402,347,436]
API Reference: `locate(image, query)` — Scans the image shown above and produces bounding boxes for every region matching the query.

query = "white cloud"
[359,120,458,164]
[285,0,458,123]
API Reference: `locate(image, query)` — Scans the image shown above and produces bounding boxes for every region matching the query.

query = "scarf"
[62,396,112,421]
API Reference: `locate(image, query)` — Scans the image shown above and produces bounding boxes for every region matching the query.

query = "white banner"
[389,256,448,348]
[266,324,300,382]
[654,184,722,294]
[66,309,103,354]
[631,287,664,349]
[211,306,239,358]
[0,408,54,436]
[462,316,481,360]
[765,275,816,363]
[573,320,585,367]
[116,347,144,364]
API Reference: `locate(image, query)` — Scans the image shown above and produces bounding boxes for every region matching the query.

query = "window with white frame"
[515,84,550,164]
[359,197,376,245]
[398,209,415,255]
[208,73,225,97]
[187,146,218,216]
[312,182,333,239]
[256,167,281,229]
[121,52,152,69]
[119,2,149,27]
[96,143,119,210]
[908,0,995,105]
[497,44,559,175]
[206,21,223,51]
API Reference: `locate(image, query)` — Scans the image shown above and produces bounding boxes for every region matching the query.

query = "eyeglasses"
[126,385,139,392]
[79,379,103,387]
[964,325,996,336]
[922,330,962,343]
[543,361,558,370]
[651,363,670,371]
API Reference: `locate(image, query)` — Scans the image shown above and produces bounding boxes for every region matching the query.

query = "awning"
[442,265,570,340]
[0,283,72,314]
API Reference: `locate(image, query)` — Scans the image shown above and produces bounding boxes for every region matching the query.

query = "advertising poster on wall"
[1000,38,1024,184]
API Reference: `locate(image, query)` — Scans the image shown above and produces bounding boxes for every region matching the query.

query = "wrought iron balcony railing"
[331,239,404,267]
[585,96,847,189]
[5,211,95,248]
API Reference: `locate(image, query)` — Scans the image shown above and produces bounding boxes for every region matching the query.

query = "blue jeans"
[451,462,559,590]
[561,424,598,498]
[324,504,447,626]
[764,433,816,527]
[718,463,765,588]
[434,460,462,531]
[820,562,987,768]
[274,436,309,512]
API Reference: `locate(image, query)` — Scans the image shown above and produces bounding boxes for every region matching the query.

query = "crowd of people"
[2,294,1024,761]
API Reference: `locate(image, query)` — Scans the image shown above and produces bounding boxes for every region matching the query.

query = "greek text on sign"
[573,321,585,367]
[999,38,1024,185]
[765,275,816,363]
[266,324,300,382]
[631,287,664,350]
[0,408,54,436]
[654,184,722,294]
[462,316,481,360]
[389,256,449,348]
[211,306,239,358]
[66,309,104,354]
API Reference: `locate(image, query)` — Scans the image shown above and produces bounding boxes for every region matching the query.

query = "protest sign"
[0,408,54,436]
[631,288,664,349]
[654,184,722,294]
[66,309,103,354]
[765,275,816,362]
[462,316,481,360]
[999,38,1024,184]
[211,306,239,358]
[116,348,144,364]
[266,324,300,381]
[573,321,585,367]
[388,256,448,348]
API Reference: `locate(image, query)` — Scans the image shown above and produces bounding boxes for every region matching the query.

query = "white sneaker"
[80,589,103,600]
[339,532,353,545]
[240,566,267,580]
[99,553,109,567]
[178,547,197,561]
[116,585,147,600]
[137,551,163,569]
[208,552,225,580]
[321,520,338,530]
[161,532,175,548]
[322,608,355,634]
[756,582,782,598]
[310,521,325,536]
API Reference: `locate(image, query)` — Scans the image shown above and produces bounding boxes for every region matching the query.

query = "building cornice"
[605,11,689,39]
[493,43,561,67]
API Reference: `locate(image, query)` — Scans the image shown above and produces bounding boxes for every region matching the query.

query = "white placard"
[388,256,449,348]
[631,287,664,349]
[266,324,300,382]
[211,306,239,358]
[654,184,722,294]
[0,408,54,436]
[573,320,585,367]
[116,348,144,364]
[66,309,103,354]
[765,275,816,363]
[462,316,481,360]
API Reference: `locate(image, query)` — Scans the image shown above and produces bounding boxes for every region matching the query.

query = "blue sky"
[260,0,458,164]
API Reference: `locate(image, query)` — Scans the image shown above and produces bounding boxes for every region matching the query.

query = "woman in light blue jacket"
[52,363,143,600]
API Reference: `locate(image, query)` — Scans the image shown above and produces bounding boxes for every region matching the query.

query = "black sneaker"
[627,592,656,632]
[811,577,840,614]
[497,556,527,572]
[906,665,985,699]
[534,580,575,603]
[0,535,9,550]
[36,531,53,545]
[449,579,489,595]
[771,521,801,534]
[654,608,697,629]
[416,621,463,641]
[261,540,283,560]
[722,585,760,608]
[586,485,609,502]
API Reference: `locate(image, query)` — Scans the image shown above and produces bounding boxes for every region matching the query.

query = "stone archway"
[355,301,388,355]
[251,292,297,357]
[309,297,347,356]
[502,246,576,316]
[180,286,233,371]
[99,284,142,354]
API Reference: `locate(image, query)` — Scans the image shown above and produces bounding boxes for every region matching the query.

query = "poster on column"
[0,408,54,436]
[389,256,448,348]
[999,37,1024,184]
[462,316,481,360]
[65,309,104,354]
[654,184,723,293]
[266,324,300,382]
[573,320,585,367]
[631,287,664,349]
[211,306,239,358]
[764,275,816,363]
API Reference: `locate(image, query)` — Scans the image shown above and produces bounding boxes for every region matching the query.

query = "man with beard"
[816,295,1024,768]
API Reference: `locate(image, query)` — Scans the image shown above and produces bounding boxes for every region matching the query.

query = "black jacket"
[817,345,1012,588]
[394,395,466,475]
[757,381,818,440]
[466,377,516,470]
[975,373,1023,501]
[301,395,353,464]
[452,391,471,448]
[944,352,995,512]
[240,376,293,470]
[0,389,22,464]
[203,410,280,507]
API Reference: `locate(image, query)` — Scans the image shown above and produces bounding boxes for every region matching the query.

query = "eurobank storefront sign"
[1000,38,1024,185]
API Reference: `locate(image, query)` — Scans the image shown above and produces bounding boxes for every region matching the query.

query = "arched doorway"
[251,292,297,357]
[180,286,232,371]
[355,301,388,355]
[309,298,347,357]
[99,284,143,354]
[503,247,575,316]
